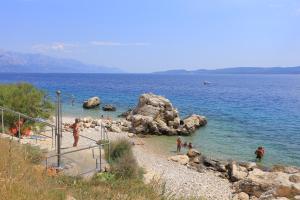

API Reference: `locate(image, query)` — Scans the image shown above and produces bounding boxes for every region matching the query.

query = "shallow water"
[1,73,299,166]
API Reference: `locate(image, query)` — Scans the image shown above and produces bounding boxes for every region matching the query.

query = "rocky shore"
[66,93,300,199]
[62,113,300,200]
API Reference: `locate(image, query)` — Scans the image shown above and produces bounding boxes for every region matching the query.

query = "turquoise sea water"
[0,73,299,166]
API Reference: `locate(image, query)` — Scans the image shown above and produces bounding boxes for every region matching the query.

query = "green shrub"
[109,139,132,162]
[0,82,54,131]
[108,139,142,179]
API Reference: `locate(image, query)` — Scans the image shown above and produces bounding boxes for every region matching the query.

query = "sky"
[0,0,300,73]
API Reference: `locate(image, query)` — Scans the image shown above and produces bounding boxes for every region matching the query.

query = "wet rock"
[102,104,116,111]
[83,97,100,109]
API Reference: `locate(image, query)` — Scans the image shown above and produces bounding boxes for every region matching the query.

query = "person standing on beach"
[70,118,80,147]
[176,137,182,153]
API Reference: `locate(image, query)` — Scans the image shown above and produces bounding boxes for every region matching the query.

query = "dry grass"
[0,138,66,200]
[0,138,164,200]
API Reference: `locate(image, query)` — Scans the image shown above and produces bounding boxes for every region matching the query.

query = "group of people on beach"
[71,118,266,162]
[176,136,266,161]
[176,136,193,153]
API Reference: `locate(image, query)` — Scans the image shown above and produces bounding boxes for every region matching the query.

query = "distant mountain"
[154,66,300,75]
[0,50,123,73]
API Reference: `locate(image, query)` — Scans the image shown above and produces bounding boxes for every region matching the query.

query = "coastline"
[62,115,233,199]
[63,114,300,199]
[2,113,298,199]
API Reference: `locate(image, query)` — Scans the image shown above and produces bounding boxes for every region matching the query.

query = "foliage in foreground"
[0,138,164,200]
[0,82,54,127]
[108,139,143,179]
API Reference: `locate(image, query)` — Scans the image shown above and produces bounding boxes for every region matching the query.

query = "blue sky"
[0,0,300,72]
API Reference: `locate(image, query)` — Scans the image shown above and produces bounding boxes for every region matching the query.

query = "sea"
[0,73,299,167]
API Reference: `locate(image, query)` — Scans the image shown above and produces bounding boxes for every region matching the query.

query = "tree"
[0,83,54,129]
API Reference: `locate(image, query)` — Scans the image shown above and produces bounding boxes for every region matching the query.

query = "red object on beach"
[10,127,18,136]
[23,128,31,136]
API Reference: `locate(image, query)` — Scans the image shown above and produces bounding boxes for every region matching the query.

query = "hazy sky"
[1,0,300,72]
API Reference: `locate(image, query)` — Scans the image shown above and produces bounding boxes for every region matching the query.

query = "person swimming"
[255,146,265,161]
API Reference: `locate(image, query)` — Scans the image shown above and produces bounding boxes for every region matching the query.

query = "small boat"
[203,81,211,85]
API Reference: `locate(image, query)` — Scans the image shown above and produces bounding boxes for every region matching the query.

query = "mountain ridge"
[0,50,123,73]
[153,66,300,74]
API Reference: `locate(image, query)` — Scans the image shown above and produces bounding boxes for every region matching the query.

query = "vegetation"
[108,139,143,179]
[0,138,164,200]
[0,82,54,132]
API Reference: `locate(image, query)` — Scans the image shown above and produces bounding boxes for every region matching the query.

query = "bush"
[109,139,132,161]
[0,82,54,131]
[109,139,142,179]
[0,139,163,200]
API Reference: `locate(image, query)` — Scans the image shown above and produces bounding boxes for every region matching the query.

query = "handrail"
[0,105,55,148]
[0,106,55,127]
[46,144,100,159]
[62,128,98,143]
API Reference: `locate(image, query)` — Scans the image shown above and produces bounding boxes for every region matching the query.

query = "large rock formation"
[235,168,300,199]
[83,97,101,109]
[126,93,207,135]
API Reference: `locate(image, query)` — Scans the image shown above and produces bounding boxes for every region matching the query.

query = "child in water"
[255,146,265,161]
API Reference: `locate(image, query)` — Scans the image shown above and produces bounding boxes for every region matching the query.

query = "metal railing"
[45,121,110,174]
[0,105,55,148]
[0,90,111,176]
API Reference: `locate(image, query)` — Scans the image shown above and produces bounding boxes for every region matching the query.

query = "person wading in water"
[255,146,265,161]
[176,136,182,153]
[70,118,80,147]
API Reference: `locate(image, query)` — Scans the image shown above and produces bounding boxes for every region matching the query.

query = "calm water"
[1,73,300,166]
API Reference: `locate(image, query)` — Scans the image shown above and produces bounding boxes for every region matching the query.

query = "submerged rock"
[83,97,100,109]
[126,93,207,135]
[102,104,116,111]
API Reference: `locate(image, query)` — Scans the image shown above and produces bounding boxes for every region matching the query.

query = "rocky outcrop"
[236,168,300,199]
[168,155,189,165]
[83,97,100,109]
[102,104,116,111]
[184,148,300,200]
[126,93,207,135]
